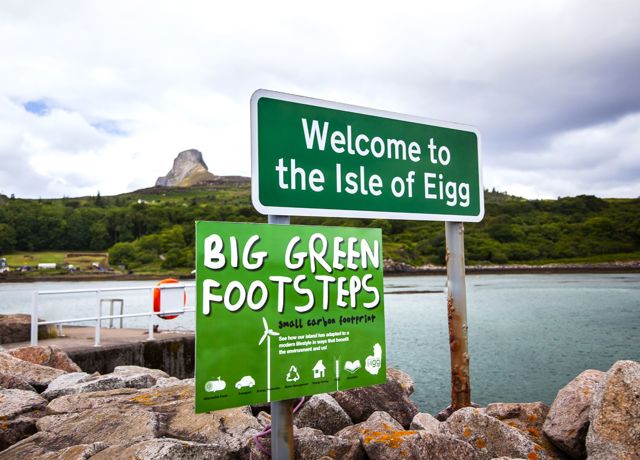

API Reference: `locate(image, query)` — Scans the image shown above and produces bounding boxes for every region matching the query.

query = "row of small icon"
[204,345,381,394]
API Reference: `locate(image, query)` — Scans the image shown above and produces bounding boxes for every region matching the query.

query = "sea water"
[1,273,638,414]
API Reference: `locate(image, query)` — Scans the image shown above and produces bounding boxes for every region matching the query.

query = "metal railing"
[30,283,196,347]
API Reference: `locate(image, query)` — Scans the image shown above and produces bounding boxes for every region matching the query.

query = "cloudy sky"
[1,1,639,199]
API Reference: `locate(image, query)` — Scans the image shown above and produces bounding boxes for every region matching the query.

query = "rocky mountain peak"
[155,149,216,187]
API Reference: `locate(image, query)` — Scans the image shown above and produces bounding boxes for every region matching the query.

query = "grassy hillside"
[0,183,638,273]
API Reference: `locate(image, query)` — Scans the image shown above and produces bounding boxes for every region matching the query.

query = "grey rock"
[337,410,404,438]
[256,410,271,428]
[335,411,403,459]
[250,426,364,460]
[0,432,108,460]
[295,393,352,435]
[90,438,232,460]
[331,367,419,427]
[112,365,169,388]
[0,314,51,344]
[380,431,480,460]
[0,372,36,392]
[0,389,47,419]
[48,374,126,398]
[586,360,640,460]
[41,372,92,400]
[0,352,66,390]
[8,345,81,373]
[0,389,48,450]
[543,369,604,458]
[484,402,563,457]
[46,388,139,414]
[152,376,182,388]
[435,402,481,421]
[446,407,554,460]
[36,405,160,447]
[155,149,215,187]
[295,426,363,460]
[410,412,444,434]
[160,401,261,457]
[337,410,476,460]
[41,367,166,400]
[387,367,415,395]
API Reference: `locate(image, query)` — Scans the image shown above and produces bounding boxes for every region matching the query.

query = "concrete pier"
[3,326,195,378]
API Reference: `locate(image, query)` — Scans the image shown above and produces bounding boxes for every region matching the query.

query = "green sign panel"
[251,90,483,222]
[195,221,386,413]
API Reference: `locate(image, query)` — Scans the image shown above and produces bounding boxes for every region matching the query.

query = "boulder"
[336,410,476,460]
[41,367,167,400]
[160,402,261,456]
[152,376,182,388]
[386,431,480,460]
[112,365,170,388]
[41,372,93,400]
[331,367,419,427]
[586,360,640,460]
[446,407,554,460]
[47,388,139,414]
[0,314,52,344]
[435,402,481,421]
[0,432,108,460]
[336,410,403,439]
[295,393,352,435]
[295,427,364,460]
[256,410,271,428]
[410,412,444,434]
[484,402,563,457]
[542,369,604,458]
[0,352,66,390]
[90,438,232,460]
[0,372,36,392]
[250,425,363,460]
[0,389,48,450]
[35,405,160,447]
[8,346,81,373]
[387,367,415,395]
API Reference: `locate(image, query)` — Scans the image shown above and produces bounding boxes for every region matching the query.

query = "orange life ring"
[153,278,185,320]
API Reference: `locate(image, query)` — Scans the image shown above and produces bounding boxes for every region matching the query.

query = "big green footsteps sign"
[195,221,385,413]
[251,90,483,222]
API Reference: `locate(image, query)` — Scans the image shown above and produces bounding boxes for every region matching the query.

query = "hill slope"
[0,183,638,272]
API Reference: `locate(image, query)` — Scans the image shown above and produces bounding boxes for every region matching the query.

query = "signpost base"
[268,214,295,460]
[271,399,295,459]
[445,221,471,410]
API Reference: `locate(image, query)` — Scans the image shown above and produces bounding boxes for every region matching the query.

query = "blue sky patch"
[23,99,51,116]
[92,120,127,136]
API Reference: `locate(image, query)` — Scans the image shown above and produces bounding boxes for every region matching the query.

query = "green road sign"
[251,90,483,222]
[195,221,386,413]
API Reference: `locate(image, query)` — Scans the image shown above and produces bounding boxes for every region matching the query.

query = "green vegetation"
[0,185,638,274]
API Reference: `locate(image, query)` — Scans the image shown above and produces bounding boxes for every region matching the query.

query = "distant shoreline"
[384,260,640,276]
[1,260,638,283]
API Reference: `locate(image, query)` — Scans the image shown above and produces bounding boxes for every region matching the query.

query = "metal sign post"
[445,221,471,409]
[268,214,295,460]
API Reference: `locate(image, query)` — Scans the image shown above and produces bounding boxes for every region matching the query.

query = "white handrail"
[30,283,196,347]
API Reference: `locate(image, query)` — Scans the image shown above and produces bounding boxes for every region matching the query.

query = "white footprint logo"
[365,343,382,375]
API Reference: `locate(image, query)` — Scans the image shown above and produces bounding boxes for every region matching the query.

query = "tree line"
[0,187,638,269]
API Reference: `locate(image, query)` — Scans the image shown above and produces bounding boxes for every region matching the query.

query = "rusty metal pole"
[268,214,295,460]
[445,221,471,410]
